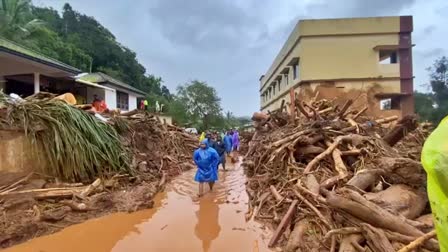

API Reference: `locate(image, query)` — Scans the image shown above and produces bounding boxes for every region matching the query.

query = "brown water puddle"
[4,160,272,252]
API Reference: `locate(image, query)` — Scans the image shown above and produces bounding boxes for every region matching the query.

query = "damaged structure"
[260,16,414,118]
[0,38,145,112]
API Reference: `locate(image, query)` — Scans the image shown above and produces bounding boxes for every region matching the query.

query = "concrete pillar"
[0,76,6,91]
[34,72,40,94]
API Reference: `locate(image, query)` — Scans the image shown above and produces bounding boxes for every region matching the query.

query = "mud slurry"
[4,159,272,252]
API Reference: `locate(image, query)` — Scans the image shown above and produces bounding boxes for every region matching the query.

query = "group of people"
[139,99,164,112]
[193,130,240,197]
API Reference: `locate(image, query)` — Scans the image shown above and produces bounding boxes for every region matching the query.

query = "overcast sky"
[35,0,448,116]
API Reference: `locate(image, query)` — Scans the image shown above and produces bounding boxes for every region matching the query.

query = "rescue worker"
[223,131,233,156]
[421,118,448,251]
[193,140,220,197]
[211,135,227,171]
[232,129,240,151]
[199,132,206,142]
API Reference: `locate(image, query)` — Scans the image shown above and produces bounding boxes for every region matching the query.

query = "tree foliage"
[175,80,222,130]
[415,56,448,124]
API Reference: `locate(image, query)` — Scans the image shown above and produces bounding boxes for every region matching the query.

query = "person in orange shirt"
[92,94,107,113]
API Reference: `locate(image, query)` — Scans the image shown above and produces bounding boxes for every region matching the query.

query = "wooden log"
[295,182,325,203]
[285,219,309,252]
[271,129,313,148]
[332,148,348,177]
[320,174,348,190]
[158,172,167,189]
[296,145,326,155]
[318,107,333,114]
[361,223,395,252]
[325,188,424,237]
[0,172,33,194]
[352,106,367,120]
[270,185,284,203]
[304,135,356,173]
[397,230,437,252]
[34,189,84,199]
[346,169,385,191]
[295,100,312,119]
[382,115,418,147]
[61,201,89,212]
[305,174,320,195]
[341,116,398,133]
[337,100,353,118]
[80,178,102,198]
[120,109,140,116]
[339,234,364,252]
[293,189,331,228]
[324,227,362,241]
[384,230,439,251]
[0,186,85,196]
[268,200,298,248]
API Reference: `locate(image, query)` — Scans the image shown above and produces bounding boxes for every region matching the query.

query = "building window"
[380,97,400,110]
[272,84,276,95]
[284,74,289,86]
[278,80,281,92]
[293,63,300,79]
[117,91,129,110]
[379,50,399,64]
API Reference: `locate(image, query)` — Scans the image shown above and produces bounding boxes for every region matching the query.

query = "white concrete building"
[0,38,145,112]
[79,72,146,111]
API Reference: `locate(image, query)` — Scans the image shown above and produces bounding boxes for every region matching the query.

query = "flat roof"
[0,38,81,74]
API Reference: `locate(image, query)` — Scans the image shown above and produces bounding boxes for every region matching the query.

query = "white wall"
[86,87,105,103]
[105,89,117,110]
[128,94,137,111]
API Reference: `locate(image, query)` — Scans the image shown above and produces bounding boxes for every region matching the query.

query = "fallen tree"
[243,97,437,251]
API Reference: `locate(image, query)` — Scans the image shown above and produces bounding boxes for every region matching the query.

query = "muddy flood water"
[5,159,272,252]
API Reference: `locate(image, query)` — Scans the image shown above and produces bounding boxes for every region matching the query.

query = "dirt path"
[4,159,272,252]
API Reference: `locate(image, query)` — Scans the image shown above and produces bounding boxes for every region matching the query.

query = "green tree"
[427,56,448,123]
[414,92,434,122]
[176,80,222,130]
[0,0,43,39]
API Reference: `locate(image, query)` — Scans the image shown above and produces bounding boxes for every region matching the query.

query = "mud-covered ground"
[0,166,190,249]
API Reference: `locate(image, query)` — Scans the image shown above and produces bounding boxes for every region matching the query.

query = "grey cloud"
[306,0,416,17]
[147,0,266,52]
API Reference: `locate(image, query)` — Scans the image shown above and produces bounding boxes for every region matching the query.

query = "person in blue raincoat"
[194,140,220,197]
[223,131,233,156]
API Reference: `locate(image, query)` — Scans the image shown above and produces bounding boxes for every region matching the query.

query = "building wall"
[260,16,411,117]
[105,89,117,110]
[128,94,137,111]
[262,80,402,118]
[0,130,42,173]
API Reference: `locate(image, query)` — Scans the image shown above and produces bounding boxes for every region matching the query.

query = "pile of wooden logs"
[243,98,436,251]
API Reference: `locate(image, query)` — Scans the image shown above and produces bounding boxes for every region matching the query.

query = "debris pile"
[238,131,254,155]
[243,98,436,251]
[0,93,196,248]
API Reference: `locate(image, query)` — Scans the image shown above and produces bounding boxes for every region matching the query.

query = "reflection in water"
[195,197,221,251]
[5,158,272,252]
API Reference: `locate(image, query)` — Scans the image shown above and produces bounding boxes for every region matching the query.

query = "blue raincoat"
[223,135,233,153]
[194,143,220,183]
